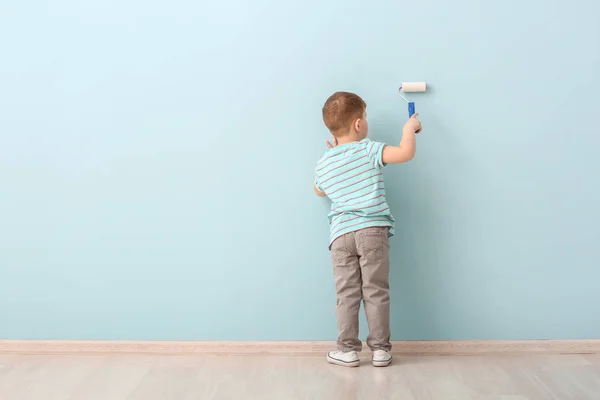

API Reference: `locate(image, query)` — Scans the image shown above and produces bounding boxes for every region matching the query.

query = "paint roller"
[398,82,427,118]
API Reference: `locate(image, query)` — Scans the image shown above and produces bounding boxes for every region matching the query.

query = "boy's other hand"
[326,135,338,149]
[405,113,422,133]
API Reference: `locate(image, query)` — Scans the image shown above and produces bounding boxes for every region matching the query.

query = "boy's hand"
[326,135,338,149]
[405,113,422,134]
[313,184,326,197]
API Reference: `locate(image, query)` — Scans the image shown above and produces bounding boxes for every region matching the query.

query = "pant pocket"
[358,228,388,263]
[330,236,348,265]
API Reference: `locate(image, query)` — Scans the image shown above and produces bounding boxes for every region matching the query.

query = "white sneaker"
[372,350,392,367]
[326,350,360,367]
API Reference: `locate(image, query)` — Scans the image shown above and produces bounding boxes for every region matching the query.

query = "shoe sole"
[327,354,360,368]
[372,358,392,367]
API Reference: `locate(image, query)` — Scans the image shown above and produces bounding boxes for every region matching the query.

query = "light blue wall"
[1,0,599,341]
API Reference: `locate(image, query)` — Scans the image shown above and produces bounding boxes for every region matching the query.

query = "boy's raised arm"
[382,113,422,165]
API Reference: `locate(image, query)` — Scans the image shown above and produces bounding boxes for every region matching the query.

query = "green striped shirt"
[315,139,395,246]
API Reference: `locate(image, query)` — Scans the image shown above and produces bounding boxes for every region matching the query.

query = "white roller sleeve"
[400,82,427,92]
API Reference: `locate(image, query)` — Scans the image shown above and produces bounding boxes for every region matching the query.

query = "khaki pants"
[330,226,391,352]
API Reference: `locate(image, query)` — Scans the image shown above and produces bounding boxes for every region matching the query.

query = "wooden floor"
[1,353,599,399]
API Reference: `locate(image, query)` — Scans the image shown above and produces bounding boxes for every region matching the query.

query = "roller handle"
[408,102,421,133]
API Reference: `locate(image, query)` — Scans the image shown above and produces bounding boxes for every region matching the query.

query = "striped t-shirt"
[314,139,395,246]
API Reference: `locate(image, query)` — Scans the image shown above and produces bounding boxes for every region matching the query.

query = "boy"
[313,91,422,367]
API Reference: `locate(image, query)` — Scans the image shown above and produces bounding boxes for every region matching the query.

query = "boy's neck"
[335,133,362,146]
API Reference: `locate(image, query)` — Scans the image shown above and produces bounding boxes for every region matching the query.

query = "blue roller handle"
[408,102,415,117]
[408,102,421,133]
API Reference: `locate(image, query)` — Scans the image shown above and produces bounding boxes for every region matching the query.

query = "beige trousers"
[330,226,391,352]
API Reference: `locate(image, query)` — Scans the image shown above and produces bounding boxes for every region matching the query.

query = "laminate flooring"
[1,353,599,400]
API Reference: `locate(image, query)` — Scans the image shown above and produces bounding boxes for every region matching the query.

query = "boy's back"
[314,139,395,247]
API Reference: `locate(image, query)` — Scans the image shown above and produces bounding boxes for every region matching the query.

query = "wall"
[1,0,599,341]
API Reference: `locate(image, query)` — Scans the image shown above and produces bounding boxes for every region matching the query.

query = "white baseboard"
[1,339,599,356]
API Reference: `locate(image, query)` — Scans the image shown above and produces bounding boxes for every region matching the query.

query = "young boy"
[313,91,422,367]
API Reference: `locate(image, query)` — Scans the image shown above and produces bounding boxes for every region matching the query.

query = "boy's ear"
[353,119,361,132]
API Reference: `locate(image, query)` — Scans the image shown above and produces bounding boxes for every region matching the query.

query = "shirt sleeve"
[366,140,387,170]
[314,168,324,193]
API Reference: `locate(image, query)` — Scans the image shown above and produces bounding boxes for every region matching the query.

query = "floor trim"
[1,340,600,356]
